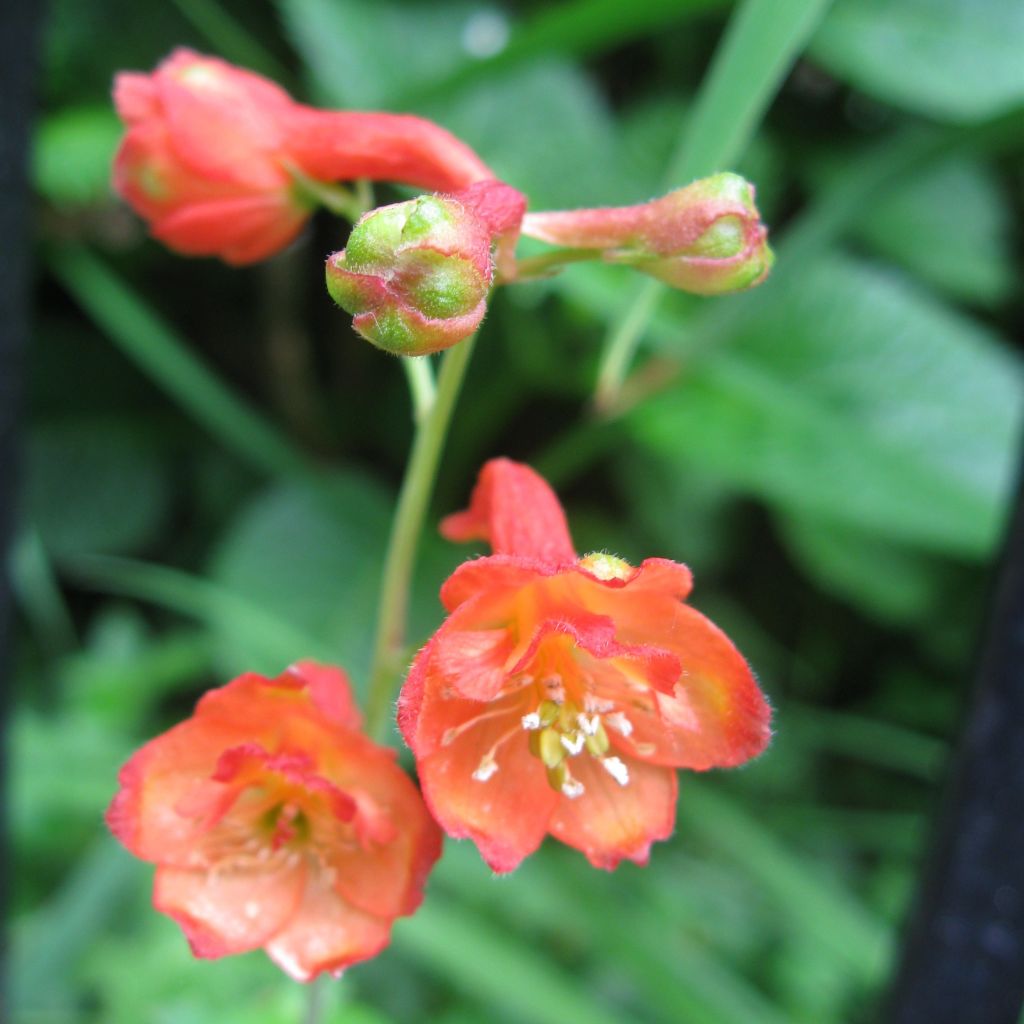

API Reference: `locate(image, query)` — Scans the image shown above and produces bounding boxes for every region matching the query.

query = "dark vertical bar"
[886,450,1024,1023]
[0,0,46,1014]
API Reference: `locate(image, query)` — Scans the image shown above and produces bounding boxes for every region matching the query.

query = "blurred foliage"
[12,0,1024,1022]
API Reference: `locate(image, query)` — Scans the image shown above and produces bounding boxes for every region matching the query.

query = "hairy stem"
[365,334,478,738]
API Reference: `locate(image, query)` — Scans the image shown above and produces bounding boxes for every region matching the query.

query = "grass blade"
[50,246,316,482]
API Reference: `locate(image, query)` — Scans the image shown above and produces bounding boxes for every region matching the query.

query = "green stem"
[303,978,328,1024]
[592,277,662,414]
[502,247,598,283]
[365,334,478,738]
[288,164,368,222]
[402,357,438,426]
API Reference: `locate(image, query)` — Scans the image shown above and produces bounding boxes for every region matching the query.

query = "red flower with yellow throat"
[399,459,772,873]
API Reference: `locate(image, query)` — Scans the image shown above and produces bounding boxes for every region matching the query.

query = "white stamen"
[561,733,585,756]
[604,711,634,737]
[577,713,600,736]
[521,712,542,730]
[602,756,630,786]
[441,706,509,746]
[472,755,499,782]
[561,778,585,799]
[584,695,615,713]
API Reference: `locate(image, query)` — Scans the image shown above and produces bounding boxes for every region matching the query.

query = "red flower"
[113,49,312,264]
[107,661,441,980]
[113,49,498,265]
[399,459,771,873]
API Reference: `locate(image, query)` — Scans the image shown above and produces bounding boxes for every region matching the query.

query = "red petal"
[113,72,158,123]
[440,459,576,565]
[431,625,515,701]
[414,686,557,873]
[265,865,392,981]
[151,194,307,264]
[548,756,677,870]
[282,661,363,731]
[106,717,240,863]
[453,180,527,237]
[153,852,306,958]
[598,599,771,769]
[312,744,442,918]
[439,554,548,612]
[156,49,293,190]
[285,108,494,193]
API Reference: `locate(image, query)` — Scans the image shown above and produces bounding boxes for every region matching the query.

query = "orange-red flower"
[398,459,771,873]
[108,661,441,980]
[112,49,497,264]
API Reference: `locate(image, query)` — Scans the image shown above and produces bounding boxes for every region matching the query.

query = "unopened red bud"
[520,173,773,296]
[326,194,494,356]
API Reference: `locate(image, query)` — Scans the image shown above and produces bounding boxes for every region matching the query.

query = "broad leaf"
[630,253,1023,556]
[810,0,1024,122]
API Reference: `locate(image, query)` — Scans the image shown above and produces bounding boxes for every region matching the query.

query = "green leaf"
[851,156,1013,307]
[424,61,619,208]
[50,247,316,483]
[682,782,892,983]
[630,253,1023,556]
[776,512,952,625]
[33,106,121,206]
[810,0,1024,122]
[209,474,391,683]
[394,894,631,1024]
[279,0,478,107]
[23,419,172,557]
[669,0,834,182]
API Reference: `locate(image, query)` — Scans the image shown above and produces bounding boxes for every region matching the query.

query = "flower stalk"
[365,331,479,738]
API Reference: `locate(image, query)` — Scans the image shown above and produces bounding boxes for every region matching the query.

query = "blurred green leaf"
[50,247,317,483]
[424,61,619,207]
[851,156,1013,307]
[62,613,213,729]
[68,554,337,673]
[33,105,121,206]
[630,253,1023,556]
[280,0,478,107]
[810,0,1024,122]
[11,712,133,855]
[595,0,833,409]
[670,0,833,183]
[210,474,390,683]
[683,782,892,982]
[11,839,136,1018]
[395,894,632,1024]
[23,418,171,557]
[775,512,951,625]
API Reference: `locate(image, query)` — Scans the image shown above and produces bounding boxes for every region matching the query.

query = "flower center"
[519,695,632,798]
[459,676,635,798]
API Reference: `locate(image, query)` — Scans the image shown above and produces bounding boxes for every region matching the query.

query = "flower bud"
[113,49,311,265]
[325,193,494,356]
[520,172,773,295]
[113,49,500,265]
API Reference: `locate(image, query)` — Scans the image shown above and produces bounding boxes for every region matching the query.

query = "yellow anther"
[584,721,610,757]
[538,728,565,769]
[538,700,560,726]
[546,762,567,792]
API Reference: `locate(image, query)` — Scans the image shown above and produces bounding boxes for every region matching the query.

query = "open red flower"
[108,661,441,980]
[398,459,771,873]
[113,49,498,264]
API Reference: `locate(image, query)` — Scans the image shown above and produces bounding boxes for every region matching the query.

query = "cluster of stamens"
[463,683,634,799]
